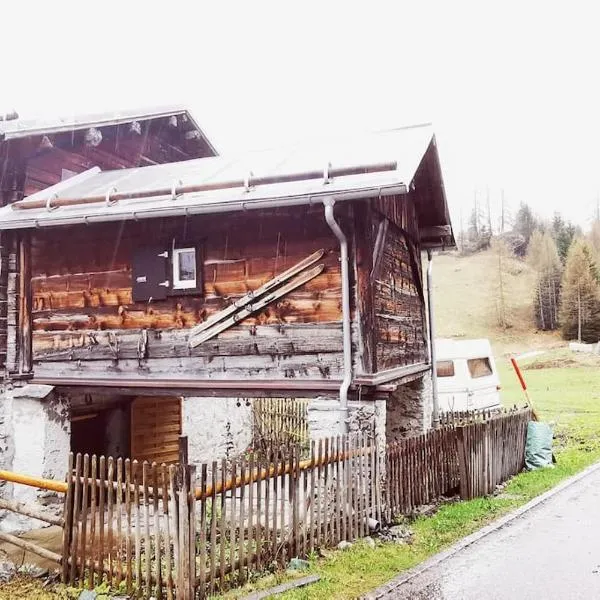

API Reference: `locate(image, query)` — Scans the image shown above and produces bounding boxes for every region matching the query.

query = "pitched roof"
[0,123,454,247]
[0,104,217,154]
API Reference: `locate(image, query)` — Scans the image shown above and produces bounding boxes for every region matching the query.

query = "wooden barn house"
[0,121,454,499]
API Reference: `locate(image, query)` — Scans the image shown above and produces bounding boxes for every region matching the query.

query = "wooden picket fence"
[62,453,197,599]
[0,407,531,598]
[385,407,532,516]
[62,435,380,598]
[193,436,380,597]
[454,408,530,499]
[385,426,460,518]
[252,398,310,452]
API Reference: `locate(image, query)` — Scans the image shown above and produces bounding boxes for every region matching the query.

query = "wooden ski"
[189,264,325,347]
[188,248,325,339]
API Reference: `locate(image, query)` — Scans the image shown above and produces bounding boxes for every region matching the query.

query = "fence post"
[175,448,196,600]
[60,452,75,584]
[179,436,189,468]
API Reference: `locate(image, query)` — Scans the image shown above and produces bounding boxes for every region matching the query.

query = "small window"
[436,360,455,377]
[467,357,493,379]
[173,248,198,290]
[172,248,197,290]
[132,244,203,301]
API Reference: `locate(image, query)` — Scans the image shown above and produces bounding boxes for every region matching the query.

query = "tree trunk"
[578,286,582,342]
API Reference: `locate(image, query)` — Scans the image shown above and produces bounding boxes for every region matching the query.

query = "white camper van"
[434,338,501,412]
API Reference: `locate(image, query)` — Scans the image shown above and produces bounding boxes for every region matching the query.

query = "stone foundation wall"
[307,396,386,450]
[0,384,70,531]
[182,397,253,465]
[386,372,433,441]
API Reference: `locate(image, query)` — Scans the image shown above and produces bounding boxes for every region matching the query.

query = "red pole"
[510,357,527,391]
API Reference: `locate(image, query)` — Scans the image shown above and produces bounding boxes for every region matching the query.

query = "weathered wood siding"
[31,206,346,381]
[354,195,427,374]
[372,219,427,370]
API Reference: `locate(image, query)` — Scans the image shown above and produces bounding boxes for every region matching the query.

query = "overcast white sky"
[2,1,599,231]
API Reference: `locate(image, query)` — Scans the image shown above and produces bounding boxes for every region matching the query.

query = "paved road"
[376,466,600,599]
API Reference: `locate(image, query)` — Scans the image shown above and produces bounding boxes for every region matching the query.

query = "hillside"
[429,248,562,356]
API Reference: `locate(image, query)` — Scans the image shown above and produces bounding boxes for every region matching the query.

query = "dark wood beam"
[18,232,33,375]
[419,225,452,239]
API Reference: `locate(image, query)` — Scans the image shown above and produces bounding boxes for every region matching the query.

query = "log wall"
[31,206,346,381]
[25,198,426,384]
[371,204,427,371]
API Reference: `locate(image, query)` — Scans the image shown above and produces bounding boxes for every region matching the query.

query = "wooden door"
[130,396,182,463]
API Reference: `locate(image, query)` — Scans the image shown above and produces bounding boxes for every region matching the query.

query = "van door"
[436,359,470,411]
[466,356,501,409]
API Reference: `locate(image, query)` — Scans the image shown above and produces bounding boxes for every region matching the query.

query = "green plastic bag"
[525,421,553,470]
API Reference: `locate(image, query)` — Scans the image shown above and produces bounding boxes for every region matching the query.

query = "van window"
[436,360,455,377]
[467,357,493,378]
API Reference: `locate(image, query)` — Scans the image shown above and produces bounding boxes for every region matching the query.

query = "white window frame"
[172,247,197,290]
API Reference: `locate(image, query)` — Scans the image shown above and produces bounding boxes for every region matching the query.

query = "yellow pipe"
[0,470,67,494]
[0,446,369,501]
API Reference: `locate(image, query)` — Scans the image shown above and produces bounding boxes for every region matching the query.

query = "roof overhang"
[0,124,454,246]
[0,104,218,155]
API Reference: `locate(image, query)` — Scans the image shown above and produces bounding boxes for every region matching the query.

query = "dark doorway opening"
[70,401,132,459]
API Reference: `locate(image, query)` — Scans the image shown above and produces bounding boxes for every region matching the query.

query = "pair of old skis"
[188,249,325,348]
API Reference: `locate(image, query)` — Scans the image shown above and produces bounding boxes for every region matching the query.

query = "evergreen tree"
[528,231,562,330]
[559,239,600,342]
[512,202,537,256]
[551,212,579,263]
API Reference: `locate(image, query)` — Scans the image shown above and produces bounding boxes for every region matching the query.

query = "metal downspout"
[427,249,440,427]
[323,199,351,411]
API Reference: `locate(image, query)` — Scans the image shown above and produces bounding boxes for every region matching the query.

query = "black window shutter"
[131,246,169,302]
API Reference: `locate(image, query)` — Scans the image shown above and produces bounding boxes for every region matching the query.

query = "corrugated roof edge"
[0,104,218,154]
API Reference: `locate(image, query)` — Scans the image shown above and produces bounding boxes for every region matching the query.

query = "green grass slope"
[430,249,561,356]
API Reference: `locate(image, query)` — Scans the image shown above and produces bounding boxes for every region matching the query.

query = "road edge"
[365,459,600,599]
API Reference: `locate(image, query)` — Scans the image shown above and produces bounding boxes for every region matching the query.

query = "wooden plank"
[256,453,264,572]
[315,440,323,548]
[270,453,278,565]
[188,465,197,600]
[209,462,218,595]
[106,457,114,588]
[238,457,247,584]
[357,436,365,538]
[133,461,142,593]
[61,452,75,584]
[290,447,298,558]
[161,464,174,600]
[309,441,316,553]
[88,455,98,590]
[18,232,33,374]
[247,454,255,569]
[98,456,106,585]
[116,458,123,587]
[229,458,238,588]
[263,450,271,571]
[153,463,163,600]
[143,462,152,595]
[79,454,90,589]
[279,450,287,565]
[177,463,191,600]
[131,397,182,464]
[0,497,63,527]
[334,436,341,545]
[168,465,178,598]
[197,464,208,598]
[219,458,227,592]
[125,459,133,595]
